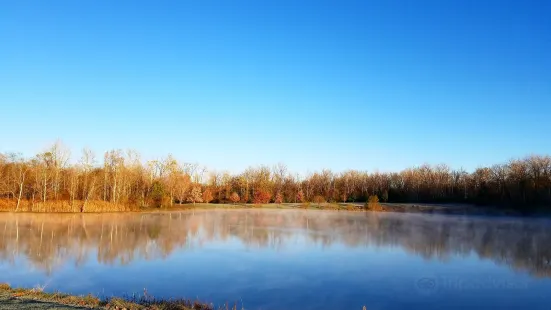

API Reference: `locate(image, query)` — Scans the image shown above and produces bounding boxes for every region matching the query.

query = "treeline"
[1,141,550,211]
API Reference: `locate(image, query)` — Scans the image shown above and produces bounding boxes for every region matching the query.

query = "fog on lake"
[1,210,550,310]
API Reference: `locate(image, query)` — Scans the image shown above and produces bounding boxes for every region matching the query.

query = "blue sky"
[1,0,550,173]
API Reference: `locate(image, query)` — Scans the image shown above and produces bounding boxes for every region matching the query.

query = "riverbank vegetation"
[0,283,219,310]
[1,141,550,213]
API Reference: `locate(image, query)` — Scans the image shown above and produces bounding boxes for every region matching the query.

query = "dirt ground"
[0,292,88,310]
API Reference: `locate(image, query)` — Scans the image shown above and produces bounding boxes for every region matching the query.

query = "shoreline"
[0,201,539,217]
[0,284,368,310]
[0,284,214,310]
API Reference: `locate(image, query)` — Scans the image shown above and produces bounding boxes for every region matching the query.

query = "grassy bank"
[0,283,219,310]
[0,198,526,216]
[0,284,371,310]
[178,202,526,216]
[0,199,136,213]
[0,199,365,213]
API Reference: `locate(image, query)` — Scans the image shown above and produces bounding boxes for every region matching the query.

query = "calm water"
[1,210,551,310]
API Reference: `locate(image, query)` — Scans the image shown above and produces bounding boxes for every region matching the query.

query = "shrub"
[241,192,250,203]
[313,195,326,207]
[229,192,240,204]
[365,195,383,211]
[202,189,214,204]
[274,192,283,205]
[296,190,305,203]
[150,181,166,208]
[253,190,272,204]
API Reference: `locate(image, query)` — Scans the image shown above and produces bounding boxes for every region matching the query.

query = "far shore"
[168,202,529,216]
[0,200,537,217]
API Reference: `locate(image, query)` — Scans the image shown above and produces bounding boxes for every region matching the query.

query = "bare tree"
[187,186,203,205]
[7,153,29,212]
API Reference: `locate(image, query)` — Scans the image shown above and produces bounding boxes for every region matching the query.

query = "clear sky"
[1,0,550,174]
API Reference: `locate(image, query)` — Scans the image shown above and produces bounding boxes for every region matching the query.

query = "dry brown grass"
[2,283,365,309]
[1,199,373,214]
[0,283,215,310]
[0,199,137,213]
[1,283,101,308]
[345,205,357,211]
[319,203,340,210]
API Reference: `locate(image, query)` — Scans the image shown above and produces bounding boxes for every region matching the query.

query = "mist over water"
[1,210,550,310]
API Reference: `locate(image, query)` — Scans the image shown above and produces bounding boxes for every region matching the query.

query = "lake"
[1,210,550,310]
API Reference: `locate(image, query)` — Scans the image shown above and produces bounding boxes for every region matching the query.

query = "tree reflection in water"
[0,210,550,277]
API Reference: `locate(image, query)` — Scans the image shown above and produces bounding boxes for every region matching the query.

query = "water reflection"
[1,210,550,278]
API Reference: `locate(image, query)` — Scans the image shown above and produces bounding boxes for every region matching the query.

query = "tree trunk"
[15,182,23,212]
[42,175,47,203]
